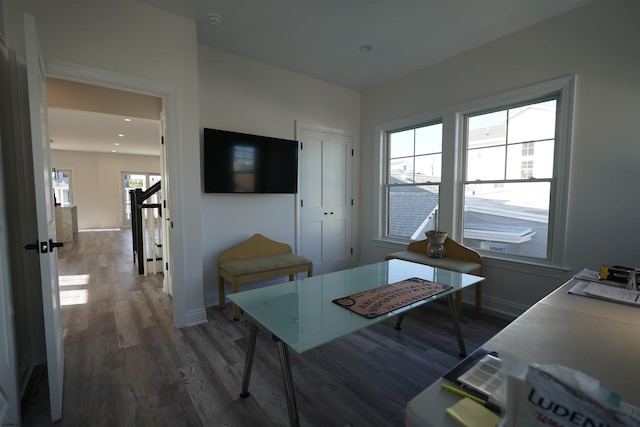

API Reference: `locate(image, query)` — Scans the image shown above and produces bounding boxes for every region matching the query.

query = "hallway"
[23,229,201,426]
[22,229,510,426]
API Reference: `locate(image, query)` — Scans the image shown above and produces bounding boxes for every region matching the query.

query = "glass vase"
[425,231,447,258]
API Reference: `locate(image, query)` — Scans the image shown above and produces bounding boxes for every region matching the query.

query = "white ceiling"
[139,0,594,90]
[48,108,161,157]
[49,0,595,157]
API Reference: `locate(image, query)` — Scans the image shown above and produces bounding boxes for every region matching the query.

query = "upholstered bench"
[385,237,483,316]
[218,234,313,320]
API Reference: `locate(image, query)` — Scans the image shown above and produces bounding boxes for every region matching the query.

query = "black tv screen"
[203,128,299,194]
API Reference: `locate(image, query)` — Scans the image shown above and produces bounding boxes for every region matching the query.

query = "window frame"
[375,76,575,268]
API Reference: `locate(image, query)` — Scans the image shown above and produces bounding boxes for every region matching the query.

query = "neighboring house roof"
[388,182,438,239]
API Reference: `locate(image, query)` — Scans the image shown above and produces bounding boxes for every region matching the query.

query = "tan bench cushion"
[219,253,312,276]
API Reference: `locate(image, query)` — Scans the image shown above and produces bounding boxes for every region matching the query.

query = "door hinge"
[161,136,164,145]
[351,199,354,206]
[300,142,303,150]
[350,248,353,255]
[351,149,354,156]
[165,262,169,271]
[300,200,304,207]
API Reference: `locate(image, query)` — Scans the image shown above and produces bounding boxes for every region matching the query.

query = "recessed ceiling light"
[115,143,120,146]
[112,150,116,153]
[359,44,373,53]
[118,133,124,137]
[124,118,132,122]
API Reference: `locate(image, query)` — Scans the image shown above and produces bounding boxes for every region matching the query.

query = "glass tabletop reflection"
[227,259,483,353]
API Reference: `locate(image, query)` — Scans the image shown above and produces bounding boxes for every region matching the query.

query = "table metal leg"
[394,312,405,330]
[240,323,258,398]
[276,339,300,427]
[447,294,467,357]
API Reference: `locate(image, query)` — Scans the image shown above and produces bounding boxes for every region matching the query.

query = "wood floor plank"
[22,229,512,427]
[114,299,140,349]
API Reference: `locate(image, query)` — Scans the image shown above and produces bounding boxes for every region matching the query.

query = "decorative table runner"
[332,277,453,319]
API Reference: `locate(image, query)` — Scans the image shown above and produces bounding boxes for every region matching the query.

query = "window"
[385,122,442,240]
[463,98,557,259]
[521,160,534,179]
[52,169,72,207]
[522,142,534,156]
[122,172,161,226]
[378,76,574,266]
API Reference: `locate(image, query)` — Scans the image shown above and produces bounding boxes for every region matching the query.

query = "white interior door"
[24,14,64,422]
[0,25,21,425]
[0,46,21,423]
[0,159,20,426]
[298,127,353,274]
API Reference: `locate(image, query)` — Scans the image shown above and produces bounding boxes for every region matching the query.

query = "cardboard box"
[599,265,634,284]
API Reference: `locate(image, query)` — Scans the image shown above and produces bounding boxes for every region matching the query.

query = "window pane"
[462,182,550,259]
[52,169,72,207]
[507,100,557,144]
[389,129,415,158]
[506,140,554,179]
[414,153,441,183]
[415,123,442,155]
[388,184,439,239]
[124,173,147,222]
[389,157,414,183]
[466,146,505,181]
[467,110,506,150]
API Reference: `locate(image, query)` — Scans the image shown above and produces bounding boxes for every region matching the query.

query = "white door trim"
[43,58,190,327]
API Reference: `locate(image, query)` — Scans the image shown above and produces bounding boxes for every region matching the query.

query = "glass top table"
[229,258,483,353]
[228,259,484,427]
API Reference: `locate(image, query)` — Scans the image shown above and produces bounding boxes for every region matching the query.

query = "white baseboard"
[185,308,208,326]
[459,288,526,319]
[204,291,219,308]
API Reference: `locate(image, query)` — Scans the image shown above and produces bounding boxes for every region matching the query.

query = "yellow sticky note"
[445,397,501,427]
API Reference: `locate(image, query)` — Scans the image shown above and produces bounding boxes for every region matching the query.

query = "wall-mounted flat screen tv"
[203,128,299,194]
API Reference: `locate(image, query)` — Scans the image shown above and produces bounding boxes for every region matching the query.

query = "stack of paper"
[569,281,640,307]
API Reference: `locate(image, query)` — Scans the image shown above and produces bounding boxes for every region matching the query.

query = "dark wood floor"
[22,229,511,427]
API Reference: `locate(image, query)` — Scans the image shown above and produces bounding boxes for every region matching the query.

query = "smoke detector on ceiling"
[207,13,224,25]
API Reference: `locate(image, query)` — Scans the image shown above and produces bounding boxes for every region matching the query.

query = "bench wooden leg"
[232,281,240,321]
[455,282,483,317]
[219,276,226,310]
[475,282,483,311]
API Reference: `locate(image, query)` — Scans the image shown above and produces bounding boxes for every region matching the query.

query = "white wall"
[6,0,205,326]
[198,45,360,305]
[51,150,160,229]
[9,0,636,323]
[359,0,640,316]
